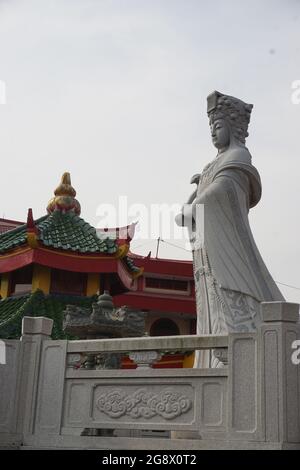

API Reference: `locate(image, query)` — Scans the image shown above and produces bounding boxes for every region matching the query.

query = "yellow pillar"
[32,265,51,294]
[86,273,100,296]
[183,352,195,368]
[0,273,10,299]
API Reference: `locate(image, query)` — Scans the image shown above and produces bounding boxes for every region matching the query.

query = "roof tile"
[0,290,97,339]
[0,211,118,254]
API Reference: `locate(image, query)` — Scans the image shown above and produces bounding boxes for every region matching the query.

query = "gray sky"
[0,0,299,302]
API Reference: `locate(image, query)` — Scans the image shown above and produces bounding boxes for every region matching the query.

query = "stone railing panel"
[61,369,228,435]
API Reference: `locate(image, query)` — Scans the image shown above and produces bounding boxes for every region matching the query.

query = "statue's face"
[210,119,230,150]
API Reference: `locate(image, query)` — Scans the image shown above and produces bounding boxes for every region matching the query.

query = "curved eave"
[98,222,137,244]
[128,250,194,277]
[0,245,138,291]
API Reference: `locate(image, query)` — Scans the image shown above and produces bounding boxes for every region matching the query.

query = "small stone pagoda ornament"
[176,91,284,367]
[64,291,145,340]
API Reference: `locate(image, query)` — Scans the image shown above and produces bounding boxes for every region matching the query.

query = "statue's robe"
[191,146,284,367]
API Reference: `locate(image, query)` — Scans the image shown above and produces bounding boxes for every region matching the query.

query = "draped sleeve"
[196,147,284,302]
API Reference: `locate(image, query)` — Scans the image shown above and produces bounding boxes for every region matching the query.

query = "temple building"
[0,217,24,234]
[0,173,196,367]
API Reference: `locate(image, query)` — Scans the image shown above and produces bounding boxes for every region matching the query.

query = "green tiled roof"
[0,289,97,340]
[38,211,117,253]
[0,222,34,254]
[0,211,117,254]
[0,294,30,327]
[124,256,141,273]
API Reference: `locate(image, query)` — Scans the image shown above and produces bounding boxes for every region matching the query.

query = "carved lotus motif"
[96,388,192,420]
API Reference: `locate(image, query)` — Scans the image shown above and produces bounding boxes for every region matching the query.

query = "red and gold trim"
[0,246,140,291]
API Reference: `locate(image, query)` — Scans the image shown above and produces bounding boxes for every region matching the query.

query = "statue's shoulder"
[215,147,255,176]
[215,147,262,208]
[222,146,252,166]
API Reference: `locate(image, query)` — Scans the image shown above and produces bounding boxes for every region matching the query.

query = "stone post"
[17,316,53,439]
[259,301,300,445]
[227,331,260,441]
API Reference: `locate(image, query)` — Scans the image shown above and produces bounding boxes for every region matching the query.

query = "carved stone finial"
[47,172,81,215]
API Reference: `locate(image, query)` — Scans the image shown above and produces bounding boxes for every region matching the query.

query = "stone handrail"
[1,302,300,449]
[66,333,228,354]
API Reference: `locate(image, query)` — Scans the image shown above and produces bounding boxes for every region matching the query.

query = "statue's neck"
[217,140,244,158]
[217,147,228,156]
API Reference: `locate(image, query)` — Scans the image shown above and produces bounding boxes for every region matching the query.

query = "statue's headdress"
[207,91,253,144]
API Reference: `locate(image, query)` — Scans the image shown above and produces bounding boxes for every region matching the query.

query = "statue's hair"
[207,92,253,145]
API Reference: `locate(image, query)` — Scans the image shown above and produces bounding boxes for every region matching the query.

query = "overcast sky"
[0,0,299,302]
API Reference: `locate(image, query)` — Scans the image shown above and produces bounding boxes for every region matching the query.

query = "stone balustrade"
[0,301,299,450]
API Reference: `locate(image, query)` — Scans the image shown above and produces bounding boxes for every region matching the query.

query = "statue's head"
[207,91,253,149]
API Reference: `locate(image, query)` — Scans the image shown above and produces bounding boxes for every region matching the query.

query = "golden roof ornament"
[47,172,81,215]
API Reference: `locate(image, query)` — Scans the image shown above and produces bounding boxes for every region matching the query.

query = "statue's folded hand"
[175,203,194,227]
[190,173,201,185]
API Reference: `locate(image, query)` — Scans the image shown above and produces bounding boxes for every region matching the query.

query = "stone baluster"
[129,350,162,369]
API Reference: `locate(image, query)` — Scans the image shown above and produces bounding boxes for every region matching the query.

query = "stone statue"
[176,91,284,367]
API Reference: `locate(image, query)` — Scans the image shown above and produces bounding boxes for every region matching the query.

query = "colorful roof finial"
[26,208,38,248]
[26,208,35,230]
[47,172,81,215]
